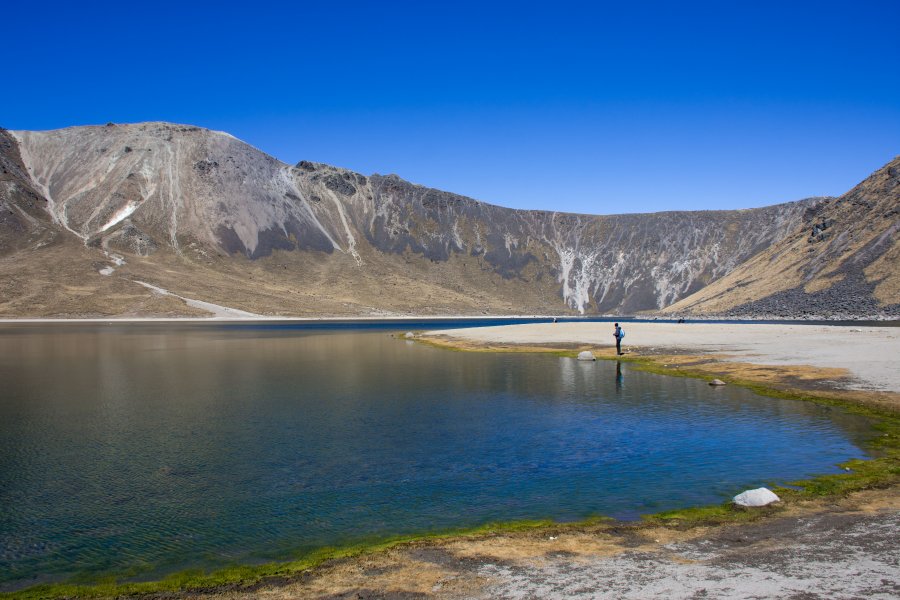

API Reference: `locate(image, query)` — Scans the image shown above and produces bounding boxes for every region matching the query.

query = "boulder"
[403,332,415,339]
[709,379,727,386]
[577,351,596,361]
[733,487,780,507]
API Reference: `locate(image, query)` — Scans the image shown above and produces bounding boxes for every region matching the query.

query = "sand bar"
[427,322,900,393]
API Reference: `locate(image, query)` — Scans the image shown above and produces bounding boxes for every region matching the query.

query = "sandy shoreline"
[189,488,900,600]
[426,321,900,393]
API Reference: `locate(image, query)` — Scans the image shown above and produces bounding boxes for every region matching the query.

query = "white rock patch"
[733,487,780,507]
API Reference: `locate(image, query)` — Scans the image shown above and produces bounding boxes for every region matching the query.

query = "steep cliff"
[0,122,843,317]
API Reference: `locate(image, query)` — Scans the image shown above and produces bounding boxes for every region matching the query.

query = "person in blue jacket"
[614,322,624,355]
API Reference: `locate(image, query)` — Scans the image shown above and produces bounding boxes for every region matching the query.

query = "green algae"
[1,519,557,600]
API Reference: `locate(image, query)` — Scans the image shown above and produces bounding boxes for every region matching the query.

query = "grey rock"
[324,173,356,196]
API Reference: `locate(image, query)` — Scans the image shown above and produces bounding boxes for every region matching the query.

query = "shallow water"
[0,324,873,589]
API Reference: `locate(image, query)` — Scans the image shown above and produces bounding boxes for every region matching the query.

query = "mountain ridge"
[11,121,826,218]
[1,121,893,318]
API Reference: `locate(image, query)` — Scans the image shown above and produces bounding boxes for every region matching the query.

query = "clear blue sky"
[3,1,898,214]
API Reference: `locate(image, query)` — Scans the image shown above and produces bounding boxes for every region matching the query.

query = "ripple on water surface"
[0,326,873,589]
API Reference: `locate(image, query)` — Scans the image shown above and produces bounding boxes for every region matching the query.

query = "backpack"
[619,328,625,339]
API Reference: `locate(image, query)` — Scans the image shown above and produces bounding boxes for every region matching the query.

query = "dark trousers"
[616,337,622,355]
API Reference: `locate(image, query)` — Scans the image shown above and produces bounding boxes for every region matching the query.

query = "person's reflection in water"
[615,361,624,392]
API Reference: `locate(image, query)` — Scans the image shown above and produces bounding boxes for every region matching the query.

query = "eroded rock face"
[328,171,816,313]
[299,168,815,313]
[10,123,343,260]
[4,122,831,314]
[0,128,57,255]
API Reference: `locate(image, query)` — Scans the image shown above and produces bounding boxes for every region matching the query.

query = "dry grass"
[0,235,577,318]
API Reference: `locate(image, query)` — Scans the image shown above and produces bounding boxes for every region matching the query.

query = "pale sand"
[429,322,900,392]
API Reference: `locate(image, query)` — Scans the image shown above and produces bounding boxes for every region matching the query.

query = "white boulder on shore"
[404,332,415,339]
[577,351,596,361]
[733,487,780,507]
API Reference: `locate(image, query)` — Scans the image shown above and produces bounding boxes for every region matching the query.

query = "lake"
[0,323,873,590]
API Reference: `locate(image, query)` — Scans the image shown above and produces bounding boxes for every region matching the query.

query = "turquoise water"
[0,325,872,590]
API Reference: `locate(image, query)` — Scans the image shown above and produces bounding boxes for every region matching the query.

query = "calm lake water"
[0,324,873,590]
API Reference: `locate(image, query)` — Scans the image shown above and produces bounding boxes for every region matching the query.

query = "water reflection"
[0,325,874,590]
[615,361,624,392]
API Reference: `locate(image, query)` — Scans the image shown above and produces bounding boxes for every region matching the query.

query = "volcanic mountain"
[0,122,895,318]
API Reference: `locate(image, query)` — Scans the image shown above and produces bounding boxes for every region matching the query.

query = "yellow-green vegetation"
[643,501,784,527]
[1,520,555,600]
[6,339,898,599]
[408,333,585,359]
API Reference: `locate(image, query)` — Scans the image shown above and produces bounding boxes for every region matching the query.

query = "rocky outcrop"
[2,121,875,317]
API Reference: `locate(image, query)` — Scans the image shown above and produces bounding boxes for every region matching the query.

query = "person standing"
[614,322,624,355]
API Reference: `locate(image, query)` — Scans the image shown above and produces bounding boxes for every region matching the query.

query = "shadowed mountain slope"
[2,122,877,318]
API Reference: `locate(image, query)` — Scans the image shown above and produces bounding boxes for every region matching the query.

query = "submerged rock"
[709,379,727,386]
[577,351,596,361]
[733,487,780,507]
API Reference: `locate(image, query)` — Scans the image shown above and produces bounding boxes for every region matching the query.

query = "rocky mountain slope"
[1,121,889,318]
[0,129,56,254]
[664,156,900,319]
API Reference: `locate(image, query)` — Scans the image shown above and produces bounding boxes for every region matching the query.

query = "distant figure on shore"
[614,322,624,355]
[553,317,558,323]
